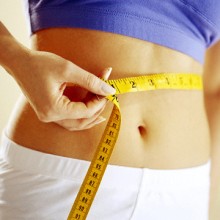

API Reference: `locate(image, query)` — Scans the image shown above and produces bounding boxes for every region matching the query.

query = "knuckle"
[62,61,73,78]
[85,110,95,118]
[37,106,55,122]
[75,118,88,130]
[85,73,98,89]
[75,103,91,118]
[37,112,50,122]
[76,121,84,130]
[63,120,84,131]
[85,111,93,118]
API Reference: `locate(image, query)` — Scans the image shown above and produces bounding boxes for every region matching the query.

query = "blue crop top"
[24,0,220,64]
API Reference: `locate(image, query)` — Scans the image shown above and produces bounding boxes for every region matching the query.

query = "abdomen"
[6,28,210,168]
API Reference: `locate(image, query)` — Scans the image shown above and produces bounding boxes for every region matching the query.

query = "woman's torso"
[6,28,210,169]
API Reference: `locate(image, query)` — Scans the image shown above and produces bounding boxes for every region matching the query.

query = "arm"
[203,41,220,220]
[0,21,30,74]
[0,21,115,130]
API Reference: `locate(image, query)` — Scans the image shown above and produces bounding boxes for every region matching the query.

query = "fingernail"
[104,67,112,79]
[102,83,116,95]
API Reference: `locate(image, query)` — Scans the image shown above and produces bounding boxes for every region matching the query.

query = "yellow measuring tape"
[67,73,203,220]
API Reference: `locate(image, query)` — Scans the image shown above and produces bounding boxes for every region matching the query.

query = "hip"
[0,133,211,220]
[10,27,210,168]
[6,87,210,169]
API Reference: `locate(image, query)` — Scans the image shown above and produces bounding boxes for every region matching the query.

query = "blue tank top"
[24,0,220,63]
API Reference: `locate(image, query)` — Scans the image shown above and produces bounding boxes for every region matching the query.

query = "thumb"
[100,67,113,80]
[69,66,116,96]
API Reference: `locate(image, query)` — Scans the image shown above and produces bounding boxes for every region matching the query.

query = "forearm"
[0,21,30,77]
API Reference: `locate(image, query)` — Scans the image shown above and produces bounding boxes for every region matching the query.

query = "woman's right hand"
[10,49,116,131]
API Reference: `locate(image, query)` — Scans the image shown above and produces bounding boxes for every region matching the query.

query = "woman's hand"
[11,50,115,131]
[0,22,115,131]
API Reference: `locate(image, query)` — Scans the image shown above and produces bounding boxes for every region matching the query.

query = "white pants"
[0,132,210,220]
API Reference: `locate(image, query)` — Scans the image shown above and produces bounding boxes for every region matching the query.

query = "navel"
[138,125,147,137]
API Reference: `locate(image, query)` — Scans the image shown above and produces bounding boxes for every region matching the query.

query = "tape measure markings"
[67,73,202,220]
[68,103,121,220]
[106,74,202,93]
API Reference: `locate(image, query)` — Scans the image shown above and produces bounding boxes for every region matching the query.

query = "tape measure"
[67,73,203,220]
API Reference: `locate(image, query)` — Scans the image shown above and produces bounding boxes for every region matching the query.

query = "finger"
[97,67,113,100]
[81,67,113,103]
[83,116,106,130]
[54,97,108,130]
[99,67,113,80]
[55,116,106,131]
[66,65,115,96]
[84,94,108,117]
[79,100,108,129]
[55,115,106,131]
[56,95,107,120]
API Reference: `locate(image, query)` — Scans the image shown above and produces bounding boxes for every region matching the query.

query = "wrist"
[0,35,31,78]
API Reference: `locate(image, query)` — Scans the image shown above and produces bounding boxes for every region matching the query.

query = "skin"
[1,23,219,219]
[203,41,220,220]
[4,27,209,168]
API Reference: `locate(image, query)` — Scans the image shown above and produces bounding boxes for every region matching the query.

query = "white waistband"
[0,131,210,189]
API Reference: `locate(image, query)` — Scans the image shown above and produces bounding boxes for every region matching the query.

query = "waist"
[0,132,211,186]
[6,87,210,169]
[6,28,210,169]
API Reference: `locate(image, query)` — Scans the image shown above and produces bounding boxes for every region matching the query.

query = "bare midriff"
[6,28,210,169]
